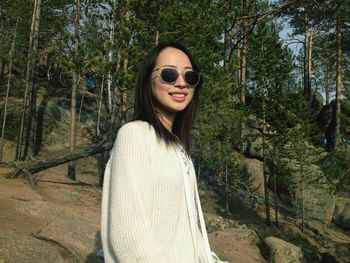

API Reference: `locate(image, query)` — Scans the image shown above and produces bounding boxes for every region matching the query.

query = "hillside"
[1,136,349,262]
[1,0,350,261]
[0,73,350,263]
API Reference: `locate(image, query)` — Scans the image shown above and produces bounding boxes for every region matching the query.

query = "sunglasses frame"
[152,66,202,87]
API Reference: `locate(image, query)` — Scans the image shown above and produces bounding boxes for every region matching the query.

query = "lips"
[169,92,187,101]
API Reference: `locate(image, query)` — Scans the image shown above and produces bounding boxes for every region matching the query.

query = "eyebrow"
[161,65,193,70]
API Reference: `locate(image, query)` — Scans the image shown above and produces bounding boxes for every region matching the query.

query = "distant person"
[101,42,227,262]
[251,195,258,209]
[85,72,97,94]
[319,135,327,147]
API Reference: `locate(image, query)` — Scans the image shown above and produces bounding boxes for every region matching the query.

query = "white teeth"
[172,94,185,98]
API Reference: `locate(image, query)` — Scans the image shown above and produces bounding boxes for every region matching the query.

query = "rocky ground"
[0,139,349,263]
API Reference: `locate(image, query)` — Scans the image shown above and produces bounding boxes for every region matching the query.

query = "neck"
[156,110,175,132]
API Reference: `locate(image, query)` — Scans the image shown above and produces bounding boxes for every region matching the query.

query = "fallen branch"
[6,141,113,180]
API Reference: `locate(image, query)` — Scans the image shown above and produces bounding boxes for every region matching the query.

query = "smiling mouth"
[169,93,187,98]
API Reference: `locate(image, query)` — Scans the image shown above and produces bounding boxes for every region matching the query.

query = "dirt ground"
[0,141,102,263]
[1,140,349,263]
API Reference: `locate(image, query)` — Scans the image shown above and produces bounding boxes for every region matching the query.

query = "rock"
[239,125,261,156]
[36,219,100,261]
[231,228,259,244]
[209,230,266,263]
[246,115,262,130]
[278,159,335,223]
[316,100,350,148]
[249,136,263,159]
[241,115,274,159]
[333,197,350,229]
[240,158,265,197]
[311,91,324,115]
[303,186,335,223]
[0,230,67,263]
[262,236,303,263]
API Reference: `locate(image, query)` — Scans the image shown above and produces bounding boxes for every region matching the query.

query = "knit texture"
[101,121,208,263]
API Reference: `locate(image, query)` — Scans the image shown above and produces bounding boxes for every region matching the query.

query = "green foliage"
[318,147,350,193]
[0,0,32,74]
[192,66,243,177]
[249,19,295,94]
[1,0,349,203]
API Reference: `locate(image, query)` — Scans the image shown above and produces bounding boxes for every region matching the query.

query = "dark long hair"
[133,42,203,153]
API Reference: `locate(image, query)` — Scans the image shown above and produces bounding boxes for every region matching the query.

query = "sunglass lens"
[161,68,178,83]
[184,71,200,86]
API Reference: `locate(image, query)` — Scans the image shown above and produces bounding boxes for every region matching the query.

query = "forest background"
[0,0,350,262]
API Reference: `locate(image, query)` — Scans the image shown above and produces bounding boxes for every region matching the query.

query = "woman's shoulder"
[119,120,153,133]
[117,120,155,140]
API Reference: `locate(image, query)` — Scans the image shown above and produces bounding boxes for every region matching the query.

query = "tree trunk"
[0,16,19,162]
[24,0,42,160]
[106,0,116,114]
[16,0,41,160]
[97,76,105,137]
[225,163,230,214]
[236,21,241,86]
[120,57,128,124]
[97,76,109,186]
[325,65,330,105]
[303,11,312,99]
[300,156,305,233]
[333,11,342,149]
[303,31,309,97]
[113,50,121,123]
[119,0,131,124]
[241,12,247,105]
[307,30,313,102]
[272,144,278,227]
[224,0,232,69]
[238,1,248,154]
[262,82,271,226]
[67,0,81,180]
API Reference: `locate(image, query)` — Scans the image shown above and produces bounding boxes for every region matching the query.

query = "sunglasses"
[152,66,201,87]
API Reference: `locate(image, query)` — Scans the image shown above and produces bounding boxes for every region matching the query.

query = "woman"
[101,42,216,263]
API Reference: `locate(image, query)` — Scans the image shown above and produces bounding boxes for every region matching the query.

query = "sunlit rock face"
[262,236,303,263]
[333,196,350,229]
[278,159,335,224]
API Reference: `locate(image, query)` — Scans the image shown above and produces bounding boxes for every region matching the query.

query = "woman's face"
[151,47,195,118]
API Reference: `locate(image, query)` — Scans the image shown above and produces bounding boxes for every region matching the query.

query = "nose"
[174,73,187,88]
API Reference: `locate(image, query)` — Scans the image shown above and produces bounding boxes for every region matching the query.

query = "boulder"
[240,158,265,197]
[316,100,350,148]
[278,159,335,223]
[262,236,303,263]
[209,229,266,263]
[240,124,261,156]
[333,197,350,229]
[249,136,263,159]
[245,115,262,130]
[231,228,259,244]
[241,115,274,159]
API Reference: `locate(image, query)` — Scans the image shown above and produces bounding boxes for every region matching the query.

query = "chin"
[171,104,189,113]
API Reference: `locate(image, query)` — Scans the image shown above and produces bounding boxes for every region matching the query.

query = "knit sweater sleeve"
[103,123,168,263]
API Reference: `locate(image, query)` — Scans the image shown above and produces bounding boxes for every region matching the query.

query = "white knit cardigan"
[101,121,208,263]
